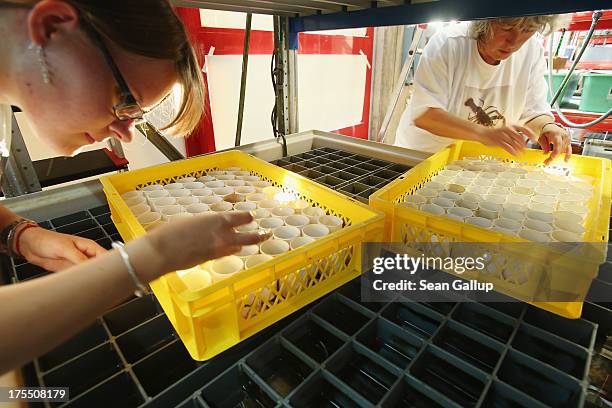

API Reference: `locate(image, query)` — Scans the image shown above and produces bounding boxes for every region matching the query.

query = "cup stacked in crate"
[119,167,344,291]
[403,157,594,243]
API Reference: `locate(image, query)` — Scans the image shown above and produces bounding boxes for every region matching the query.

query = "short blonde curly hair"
[470,15,564,41]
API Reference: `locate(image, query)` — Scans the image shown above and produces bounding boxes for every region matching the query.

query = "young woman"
[396,16,570,165]
[0,0,271,373]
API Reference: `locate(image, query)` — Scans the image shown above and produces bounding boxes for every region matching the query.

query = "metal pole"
[376,26,423,143]
[1,112,42,197]
[235,13,252,147]
[136,122,185,161]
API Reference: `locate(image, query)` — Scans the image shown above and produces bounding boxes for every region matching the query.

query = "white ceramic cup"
[405,195,427,207]
[258,199,280,209]
[213,187,234,197]
[197,175,216,183]
[250,181,272,189]
[205,181,225,189]
[260,239,290,256]
[519,228,551,243]
[200,195,223,205]
[223,166,242,172]
[245,254,273,269]
[184,182,205,190]
[164,182,184,190]
[466,217,493,229]
[234,202,257,212]
[456,199,479,211]
[235,186,256,196]
[141,184,164,192]
[122,190,144,200]
[246,193,266,203]
[207,170,226,177]
[439,191,462,201]
[225,180,246,187]
[511,186,534,196]
[431,197,454,210]
[485,195,506,205]
[303,207,326,224]
[507,194,531,206]
[524,219,553,234]
[130,203,151,217]
[448,207,473,220]
[258,217,284,229]
[317,215,343,232]
[185,203,210,215]
[447,183,467,194]
[125,196,146,207]
[494,218,521,232]
[236,245,259,258]
[242,175,261,183]
[552,230,582,242]
[273,225,301,242]
[526,210,554,224]
[168,189,191,198]
[252,208,271,220]
[289,199,310,213]
[160,205,184,220]
[285,215,310,229]
[137,212,162,230]
[271,207,295,218]
[531,195,556,205]
[290,236,314,250]
[177,196,199,206]
[210,201,233,212]
[302,223,330,239]
[416,188,438,202]
[145,189,170,200]
[488,187,510,196]
[191,188,213,198]
[216,174,236,181]
[421,203,445,215]
[426,181,445,192]
[262,186,283,199]
[478,202,502,220]
[150,197,177,211]
[553,210,583,225]
[176,177,196,183]
[466,186,489,196]
[516,179,540,189]
[461,193,482,203]
[554,219,585,236]
[176,266,212,291]
[211,256,243,281]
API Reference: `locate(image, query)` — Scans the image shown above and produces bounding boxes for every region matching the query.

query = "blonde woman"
[396,16,571,165]
[0,0,270,373]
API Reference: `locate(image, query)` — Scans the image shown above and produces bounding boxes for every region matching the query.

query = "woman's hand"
[18,227,107,272]
[538,123,571,165]
[476,125,537,156]
[144,211,272,276]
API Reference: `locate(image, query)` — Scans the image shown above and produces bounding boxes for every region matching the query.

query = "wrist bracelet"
[2,219,38,258]
[112,241,149,297]
[541,121,567,134]
[14,223,40,258]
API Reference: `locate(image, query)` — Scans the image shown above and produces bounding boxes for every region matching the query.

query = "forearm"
[0,204,23,230]
[0,236,166,374]
[524,114,555,137]
[414,108,486,142]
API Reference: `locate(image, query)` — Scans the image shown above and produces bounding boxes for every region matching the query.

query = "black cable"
[270,51,288,156]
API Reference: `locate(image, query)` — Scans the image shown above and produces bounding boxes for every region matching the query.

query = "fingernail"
[249,210,257,219]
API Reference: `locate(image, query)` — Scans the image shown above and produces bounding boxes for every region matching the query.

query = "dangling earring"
[28,43,51,84]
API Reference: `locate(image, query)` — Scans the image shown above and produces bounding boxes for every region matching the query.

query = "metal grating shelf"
[5,146,611,407]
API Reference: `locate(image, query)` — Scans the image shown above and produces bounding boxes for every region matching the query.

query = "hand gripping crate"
[100,151,385,360]
[370,141,611,319]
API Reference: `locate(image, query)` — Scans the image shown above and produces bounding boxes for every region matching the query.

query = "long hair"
[2,0,204,136]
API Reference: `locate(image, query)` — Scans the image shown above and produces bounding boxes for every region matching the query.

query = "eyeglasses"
[83,20,147,123]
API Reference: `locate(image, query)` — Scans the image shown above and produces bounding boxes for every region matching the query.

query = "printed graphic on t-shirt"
[464,97,506,127]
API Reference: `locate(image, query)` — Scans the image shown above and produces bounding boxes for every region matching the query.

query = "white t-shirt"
[395,23,552,153]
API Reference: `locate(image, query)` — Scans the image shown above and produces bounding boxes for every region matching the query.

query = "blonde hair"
[470,15,563,41]
[1,0,204,137]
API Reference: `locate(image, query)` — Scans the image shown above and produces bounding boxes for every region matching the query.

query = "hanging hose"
[546,11,611,128]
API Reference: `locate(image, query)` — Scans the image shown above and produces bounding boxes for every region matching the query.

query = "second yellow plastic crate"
[370,141,611,319]
[100,150,384,360]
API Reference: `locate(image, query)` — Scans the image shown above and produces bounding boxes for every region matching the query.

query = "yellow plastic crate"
[370,141,611,319]
[100,150,385,360]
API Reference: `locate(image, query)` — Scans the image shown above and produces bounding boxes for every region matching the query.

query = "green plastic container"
[579,72,612,113]
[545,72,579,106]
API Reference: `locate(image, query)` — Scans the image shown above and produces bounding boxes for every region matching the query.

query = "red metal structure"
[176,7,374,156]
